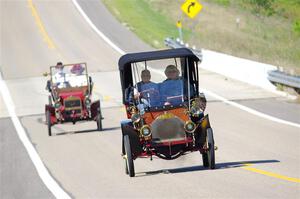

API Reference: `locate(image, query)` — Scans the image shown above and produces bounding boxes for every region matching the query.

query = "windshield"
[50,63,88,89]
[137,79,184,107]
[130,58,186,108]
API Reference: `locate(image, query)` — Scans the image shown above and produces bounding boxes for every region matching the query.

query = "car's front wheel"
[124,135,135,177]
[206,128,215,169]
[96,102,103,131]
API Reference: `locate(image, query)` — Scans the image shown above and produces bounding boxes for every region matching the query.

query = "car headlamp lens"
[142,128,150,136]
[54,102,61,109]
[85,98,91,105]
[185,121,196,133]
[140,125,151,138]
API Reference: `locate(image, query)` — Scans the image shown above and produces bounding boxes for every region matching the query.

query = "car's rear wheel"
[202,152,209,168]
[96,114,102,131]
[46,110,52,136]
[124,135,135,177]
[206,128,215,169]
[96,102,103,131]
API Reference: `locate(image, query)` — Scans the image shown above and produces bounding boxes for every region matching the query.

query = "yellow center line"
[103,95,112,102]
[28,0,56,49]
[242,164,300,183]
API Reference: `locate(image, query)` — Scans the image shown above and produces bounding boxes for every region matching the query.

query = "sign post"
[176,20,183,42]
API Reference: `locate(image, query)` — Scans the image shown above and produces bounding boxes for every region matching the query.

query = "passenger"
[164,64,180,81]
[159,65,183,105]
[70,64,85,75]
[69,64,86,87]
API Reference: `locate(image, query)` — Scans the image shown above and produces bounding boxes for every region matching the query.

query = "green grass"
[102,0,191,48]
[102,0,300,72]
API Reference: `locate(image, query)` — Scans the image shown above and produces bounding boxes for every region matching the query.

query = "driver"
[53,62,70,88]
[131,69,160,107]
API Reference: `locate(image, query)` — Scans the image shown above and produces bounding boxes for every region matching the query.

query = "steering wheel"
[140,88,159,97]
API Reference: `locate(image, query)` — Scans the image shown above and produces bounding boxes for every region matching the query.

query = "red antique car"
[45,62,103,136]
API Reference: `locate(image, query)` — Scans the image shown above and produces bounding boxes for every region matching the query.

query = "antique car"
[119,48,216,177]
[45,62,103,136]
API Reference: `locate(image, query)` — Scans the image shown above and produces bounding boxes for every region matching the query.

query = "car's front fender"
[121,121,143,158]
[45,105,55,115]
[194,114,211,148]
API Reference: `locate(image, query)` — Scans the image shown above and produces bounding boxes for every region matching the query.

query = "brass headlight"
[85,98,91,106]
[140,125,151,139]
[184,120,196,133]
[54,101,61,109]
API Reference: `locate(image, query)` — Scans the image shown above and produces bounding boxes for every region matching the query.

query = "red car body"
[45,63,103,136]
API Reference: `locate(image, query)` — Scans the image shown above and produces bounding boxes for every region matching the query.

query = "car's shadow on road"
[54,126,120,136]
[135,159,280,177]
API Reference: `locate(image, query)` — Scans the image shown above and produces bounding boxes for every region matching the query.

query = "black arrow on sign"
[188,2,195,13]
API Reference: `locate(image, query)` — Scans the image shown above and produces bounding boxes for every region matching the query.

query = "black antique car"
[119,48,216,177]
[45,62,103,136]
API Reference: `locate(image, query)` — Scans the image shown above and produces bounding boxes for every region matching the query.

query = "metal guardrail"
[165,37,300,93]
[164,37,203,62]
[267,70,300,91]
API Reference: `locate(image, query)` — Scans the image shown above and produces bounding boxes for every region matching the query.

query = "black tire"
[46,110,52,136]
[125,159,129,175]
[96,102,103,131]
[96,114,103,131]
[124,135,135,177]
[202,153,209,168]
[207,128,215,169]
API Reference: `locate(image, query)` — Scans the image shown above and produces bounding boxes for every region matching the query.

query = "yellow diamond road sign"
[181,0,203,19]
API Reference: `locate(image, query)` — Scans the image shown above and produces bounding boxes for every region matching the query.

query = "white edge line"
[72,0,125,56]
[143,68,300,128]
[0,73,71,198]
[72,0,300,128]
[201,88,300,129]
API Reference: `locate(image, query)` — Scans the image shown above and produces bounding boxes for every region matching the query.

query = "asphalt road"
[0,0,299,198]
[0,118,55,199]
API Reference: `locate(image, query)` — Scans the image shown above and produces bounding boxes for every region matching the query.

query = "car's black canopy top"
[118,48,199,71]
[118,48,200,104]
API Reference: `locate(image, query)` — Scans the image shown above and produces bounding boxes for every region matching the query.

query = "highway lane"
[0,118,55,199]
[0,0,299,198]
[33,0,120,73]
[0,92,8,118]
[21,104,299,198]
[0,0,62,79]
[75,0,153,53]
[238,98,300,124]
[1,1,59,198]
